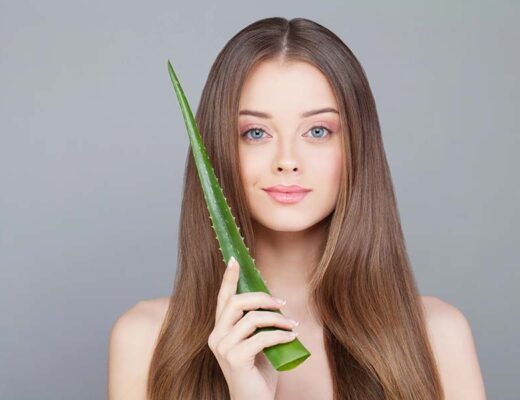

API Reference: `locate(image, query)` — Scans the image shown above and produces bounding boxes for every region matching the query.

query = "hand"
[207,256,300,400]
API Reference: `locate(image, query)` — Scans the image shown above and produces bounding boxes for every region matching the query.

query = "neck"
[251,217,329,320]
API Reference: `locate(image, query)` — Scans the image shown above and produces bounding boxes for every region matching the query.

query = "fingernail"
[288,318,299,327]
[274,297,286,305]
[228,256,236,268]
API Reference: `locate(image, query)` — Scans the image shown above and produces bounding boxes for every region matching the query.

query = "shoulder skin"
[421,295,487,400]
[107,297,170,400]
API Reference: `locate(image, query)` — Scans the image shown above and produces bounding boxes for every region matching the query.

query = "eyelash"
[240,125,333,143]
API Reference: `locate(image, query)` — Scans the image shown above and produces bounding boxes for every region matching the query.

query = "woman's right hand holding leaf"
[207,256,300,400]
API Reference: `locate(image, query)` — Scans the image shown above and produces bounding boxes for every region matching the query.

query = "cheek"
[328,140,344,178]
[309,146,343,184]
[319,149,343,207]
[238,147,264,187]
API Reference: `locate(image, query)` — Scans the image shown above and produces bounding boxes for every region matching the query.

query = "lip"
[263,185,312,193]
[262,188,310,204]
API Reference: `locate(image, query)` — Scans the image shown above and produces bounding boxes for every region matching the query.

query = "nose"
[273,133,302,174]
[274,139,300,173]
[276,164,298,172]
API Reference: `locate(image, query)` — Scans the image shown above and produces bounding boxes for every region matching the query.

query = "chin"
[252,214,326,233]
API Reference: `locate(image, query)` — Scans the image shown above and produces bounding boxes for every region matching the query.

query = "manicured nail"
[274,297,286,305]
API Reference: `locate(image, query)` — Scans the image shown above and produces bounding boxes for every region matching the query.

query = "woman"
[108,17,486,399]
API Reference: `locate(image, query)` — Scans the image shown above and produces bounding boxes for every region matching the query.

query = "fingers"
[216,310,299,354]
[214,291,287,337]
[226,330,299,368]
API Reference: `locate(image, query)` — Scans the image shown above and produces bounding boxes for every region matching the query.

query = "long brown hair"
[148,17,443,400]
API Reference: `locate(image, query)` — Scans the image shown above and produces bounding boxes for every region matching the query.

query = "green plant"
[166,59,311,371]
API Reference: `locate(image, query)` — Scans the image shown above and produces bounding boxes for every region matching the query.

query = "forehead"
[238,59,338,116]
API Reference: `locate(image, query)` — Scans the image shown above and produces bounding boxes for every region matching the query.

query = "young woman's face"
[238,59,344,232]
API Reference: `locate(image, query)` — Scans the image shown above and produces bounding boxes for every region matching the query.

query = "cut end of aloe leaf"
[263,337,312,371]
[276,354,312,371]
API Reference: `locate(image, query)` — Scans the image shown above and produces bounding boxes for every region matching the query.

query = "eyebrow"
[238,107,339,119]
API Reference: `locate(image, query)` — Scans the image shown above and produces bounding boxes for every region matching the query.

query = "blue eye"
[307,126,331,139]
[242,127,266,141]
[240,125,333,142]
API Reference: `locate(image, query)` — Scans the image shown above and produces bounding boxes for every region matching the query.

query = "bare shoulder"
[420,295,487,400]
[108,296,171,399]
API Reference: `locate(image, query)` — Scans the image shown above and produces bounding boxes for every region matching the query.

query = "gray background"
[1,0,518,398]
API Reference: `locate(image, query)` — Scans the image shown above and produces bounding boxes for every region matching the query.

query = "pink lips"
[262,185,311,204]
[264,184,311,193]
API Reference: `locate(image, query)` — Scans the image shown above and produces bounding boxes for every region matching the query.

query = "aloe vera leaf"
[166,59,311,371]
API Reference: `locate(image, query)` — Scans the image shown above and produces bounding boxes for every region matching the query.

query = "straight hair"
[148,16,444,400]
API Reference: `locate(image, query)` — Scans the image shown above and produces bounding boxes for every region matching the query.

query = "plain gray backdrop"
[1,0,518,398]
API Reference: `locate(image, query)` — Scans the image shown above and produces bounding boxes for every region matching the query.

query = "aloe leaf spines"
[167,59,311,371]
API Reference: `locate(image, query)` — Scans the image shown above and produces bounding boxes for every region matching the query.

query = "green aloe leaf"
[167,59,311,371]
